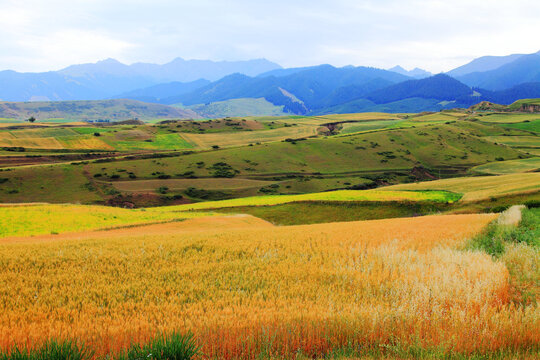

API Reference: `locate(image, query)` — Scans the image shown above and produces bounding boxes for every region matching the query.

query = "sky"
[1,0,539,73]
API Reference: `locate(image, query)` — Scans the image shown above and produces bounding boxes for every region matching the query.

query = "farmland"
[0,108,538,359]
[4,211,538,359]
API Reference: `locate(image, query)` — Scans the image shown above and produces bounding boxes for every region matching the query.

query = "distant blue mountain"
[457,54,540,90]
[112,79,211,104]
[0,58,281,102]
[447,53,526,77]
[172,65,410,114]
[388,66,432,79]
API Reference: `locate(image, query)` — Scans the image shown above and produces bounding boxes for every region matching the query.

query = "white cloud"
[0,0,539,72]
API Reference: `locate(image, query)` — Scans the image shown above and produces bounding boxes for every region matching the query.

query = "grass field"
[384,173,540,201]
[471,157,540,174]
[4,211,534,359]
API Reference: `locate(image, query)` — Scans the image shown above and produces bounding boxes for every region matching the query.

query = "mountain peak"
[97,58,123,65]
[389,65,431,79]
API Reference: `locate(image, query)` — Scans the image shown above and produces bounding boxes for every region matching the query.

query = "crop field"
[112,178,276,192]
[7,128,79,138]
[471,157,540,174]
[484,135,540,148]
[339,119,403,134]
[410,112,466,122]
[58,135,116,150]
[73,127,116,135]
[179,125,318,148]
[3,212,535,359]
[0,136,65,149]
[495,118,540,133]
[384,173,540,201]
[106,133,194,151]
[0,203,214,238]
[157,189,461,212]
[477,113,540,123]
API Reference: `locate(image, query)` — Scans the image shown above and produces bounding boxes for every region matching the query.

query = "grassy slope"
[87,123,523,180]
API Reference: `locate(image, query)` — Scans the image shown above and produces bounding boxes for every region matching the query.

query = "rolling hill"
[0,99,198,121]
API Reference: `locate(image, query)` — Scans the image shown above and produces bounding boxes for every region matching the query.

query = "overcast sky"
[1,0,539,73]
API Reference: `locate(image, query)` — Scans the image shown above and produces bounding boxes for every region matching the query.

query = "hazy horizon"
[1,0,539,73]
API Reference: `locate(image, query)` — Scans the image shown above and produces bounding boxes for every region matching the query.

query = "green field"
[340,120,404,134]
[496,119,540,133]
[108,133,194,151]
[157,189,461,212]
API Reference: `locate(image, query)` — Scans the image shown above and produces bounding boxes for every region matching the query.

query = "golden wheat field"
[1,211,537,359]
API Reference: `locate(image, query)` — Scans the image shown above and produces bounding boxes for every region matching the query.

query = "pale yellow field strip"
[179,125,318,148]
[382,173,540,201]
[0,137,65,149]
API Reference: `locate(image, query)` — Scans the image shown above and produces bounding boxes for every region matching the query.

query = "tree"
[27,116,36,123]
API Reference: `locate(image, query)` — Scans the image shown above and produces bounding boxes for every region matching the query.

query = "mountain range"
[1,50,540,117]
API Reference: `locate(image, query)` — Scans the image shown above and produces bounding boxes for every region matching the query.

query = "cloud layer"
[1,0,539,73]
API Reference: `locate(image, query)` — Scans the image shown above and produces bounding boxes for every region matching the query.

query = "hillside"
[0,99,198,121]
